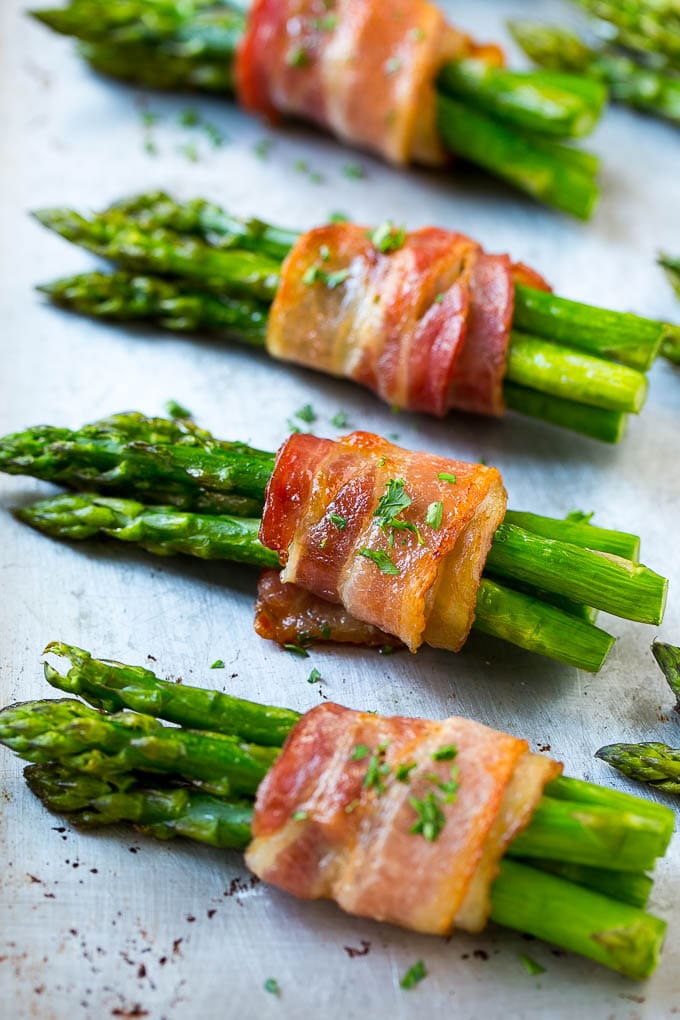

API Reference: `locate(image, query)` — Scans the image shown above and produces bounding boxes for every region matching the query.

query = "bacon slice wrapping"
[259,432,507,653]
[267,223,523,417]
[246,703,561,935]
[236,0,503,167]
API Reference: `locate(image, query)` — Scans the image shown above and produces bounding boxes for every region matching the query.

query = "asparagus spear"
[652,641,680,707]
[43,640,301,745]
[573,0,680,66]
[596,742,680,793]
[24,763,254,847]
[509,21,680,125]
[0,698,277,796]
[658,256,680,364]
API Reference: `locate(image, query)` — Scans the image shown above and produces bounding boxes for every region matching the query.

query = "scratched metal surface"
[1,0,679,1017]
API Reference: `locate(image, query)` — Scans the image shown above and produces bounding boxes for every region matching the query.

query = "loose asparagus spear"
[652,641,680,707]
[573,0,680,66]
[30,0,605,215]
[509,22,680,125]
[596,743,680,793]
[658,255,680,364]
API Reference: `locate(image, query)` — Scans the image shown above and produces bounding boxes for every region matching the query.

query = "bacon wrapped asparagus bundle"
[30,0,608,216]
[35,194,675,442]
[0,412,668,672]
[1,644,673,979]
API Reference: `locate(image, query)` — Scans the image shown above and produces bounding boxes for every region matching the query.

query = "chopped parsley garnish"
[328,211,349,223]
[351,744,371,761]
[180,107,200,127]
[396,761,417,782]
[384,56,402,75]
[410,26,426,41]
[283,642,310,658]
[286,45,310,67]
[330,410,349,428]
[358,547,400,575]
[140,110,159,128]
[293,158,309,173]
[370,220,406,254]
[307,667,322,684]
[204,121,225,148]
[344,798,360,814]
[400,959,427,990]
[426,767,459,803]
[320,622,332,639]
[566,509,594,524]
[409,792,446,841]
[378,644,395,655]
[373,478,422,545]
[330,512,347,530]
[434,292,445,304]
[264,977,281,996]
[165,399,192,420]
[363,744,391,794]
[342,161,366,180]
[295,402,317,423]
[425,501,443,530]
[179,142,199,163]
[312,13,338,30]
[432,745,458,761]
[292,809,308,821]
[253,137,273,160]
[302,264,351,289]
[437,471,457,484]
[210,659,225,670]
[520,954,546,976]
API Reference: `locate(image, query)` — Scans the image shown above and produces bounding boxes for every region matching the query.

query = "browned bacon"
[259,432,506,653]
[246,703,561,934]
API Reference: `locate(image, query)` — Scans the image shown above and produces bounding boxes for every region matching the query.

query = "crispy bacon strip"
[246,703,561,934]
[236,0,501,166]
[267,223,520,417]
[259,432,506,652]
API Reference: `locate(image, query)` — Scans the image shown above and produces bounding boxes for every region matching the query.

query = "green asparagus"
[652,641,680,706]
[596,742,680,793]
[30,0,606,215]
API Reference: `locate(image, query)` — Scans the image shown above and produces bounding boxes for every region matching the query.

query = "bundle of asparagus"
[34,193,678,442]
[598,643,680,793]
[29,0,608,216]
[1,644,673,980]
[0,411,668,673]
[511,1,680,126]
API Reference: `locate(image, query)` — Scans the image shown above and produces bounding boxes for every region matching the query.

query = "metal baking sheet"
[1,0,679,1016]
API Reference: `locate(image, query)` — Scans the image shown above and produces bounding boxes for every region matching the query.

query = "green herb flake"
[437,471,457,484]
[520,954,546,976]
[253,137,273,160]
[342,162,366,180]
[179,142,199,163]
[264,977,281,996]
[328,211,349,223]
[566,509,594,524]
[351,744,371,761]
[165,399,192,420]
[330,410,349,428]
[330,512,347,530]
[427,765,459,803]
[370,220,406,254]
[320,622,332,639]
[385,56,402,75]
[410,26,426,41]
[344,798,360,814]
[312,13,338,30]
[179,107,200,127]
[409,792,446,841]
[141,110,160,128]
[143,138,157,156]
[286,419,303,434]
[396,761,417,782]
[400,959,427,990]
[307,667,322,685]
[204,121,225,147]
[434,292,445,304]
[283,642,310,658]
[210,659,225,670]
[363,746,391,794]
[425,501,443,530]
[308,170,324,185]
[293,158,309,174]
[292,809,308,821]
[286,45,310,67]
[303,264,350,289]
[379,644,395,656]
[373,478,423,544]
[358,547,400,575]
[432,745,457,761]
[295,402,317,424]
